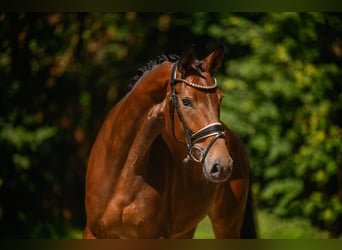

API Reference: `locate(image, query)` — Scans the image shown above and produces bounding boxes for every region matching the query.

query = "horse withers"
[83,46,255,238]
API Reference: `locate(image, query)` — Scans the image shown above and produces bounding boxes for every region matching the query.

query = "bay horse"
[83,46,255,238]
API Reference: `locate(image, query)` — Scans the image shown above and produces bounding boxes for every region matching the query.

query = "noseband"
[168,61,226,164]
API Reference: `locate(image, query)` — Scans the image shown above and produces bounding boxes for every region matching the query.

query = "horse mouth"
[202,163,232,183]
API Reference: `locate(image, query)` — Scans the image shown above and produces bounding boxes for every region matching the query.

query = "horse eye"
[181,97,193,107]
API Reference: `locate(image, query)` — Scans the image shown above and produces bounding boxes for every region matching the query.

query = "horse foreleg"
[180,227,197,239]
[209,218,241,238]
[169,226,197,239]
[209,178,249,239]
[83,225,97,239]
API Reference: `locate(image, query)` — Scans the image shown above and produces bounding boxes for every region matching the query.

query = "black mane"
[129,54,180,88]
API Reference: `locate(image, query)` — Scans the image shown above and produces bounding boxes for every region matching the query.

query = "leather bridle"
[168,61,226,164]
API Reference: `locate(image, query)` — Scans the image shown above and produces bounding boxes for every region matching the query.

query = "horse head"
[165,46,233,183]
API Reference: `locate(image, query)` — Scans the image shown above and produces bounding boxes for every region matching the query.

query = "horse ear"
[178,45,196,74]
[202,45,225,73]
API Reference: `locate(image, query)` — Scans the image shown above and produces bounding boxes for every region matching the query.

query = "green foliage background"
[0,13,341,238]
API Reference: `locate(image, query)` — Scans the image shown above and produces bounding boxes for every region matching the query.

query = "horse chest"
[170,185,216,231]
[114,183,171,238]
[117,181,215,238]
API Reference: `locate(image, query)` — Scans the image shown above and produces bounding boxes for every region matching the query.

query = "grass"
[256,210,330,239]
[193,210,330,239]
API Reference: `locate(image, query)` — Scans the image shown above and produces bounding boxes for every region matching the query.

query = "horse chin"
[203,173,230,183]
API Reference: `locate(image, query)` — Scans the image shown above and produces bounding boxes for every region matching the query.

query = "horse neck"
[98,63,172,174]
[130,63,170,106]
[106,63,168,122]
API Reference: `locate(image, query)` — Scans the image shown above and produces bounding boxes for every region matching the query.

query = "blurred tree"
[205,13,342,236]
[0,13,127,237]
[0,12,220,238]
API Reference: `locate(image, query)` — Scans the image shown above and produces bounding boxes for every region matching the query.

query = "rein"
[168,61,226,164]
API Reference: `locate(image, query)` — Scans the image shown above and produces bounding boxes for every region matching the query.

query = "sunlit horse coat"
[83,46,255,238]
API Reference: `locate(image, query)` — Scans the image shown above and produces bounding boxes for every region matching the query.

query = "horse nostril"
[210,163,221,176]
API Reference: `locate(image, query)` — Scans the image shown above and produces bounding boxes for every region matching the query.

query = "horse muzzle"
[202,139,233,183]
